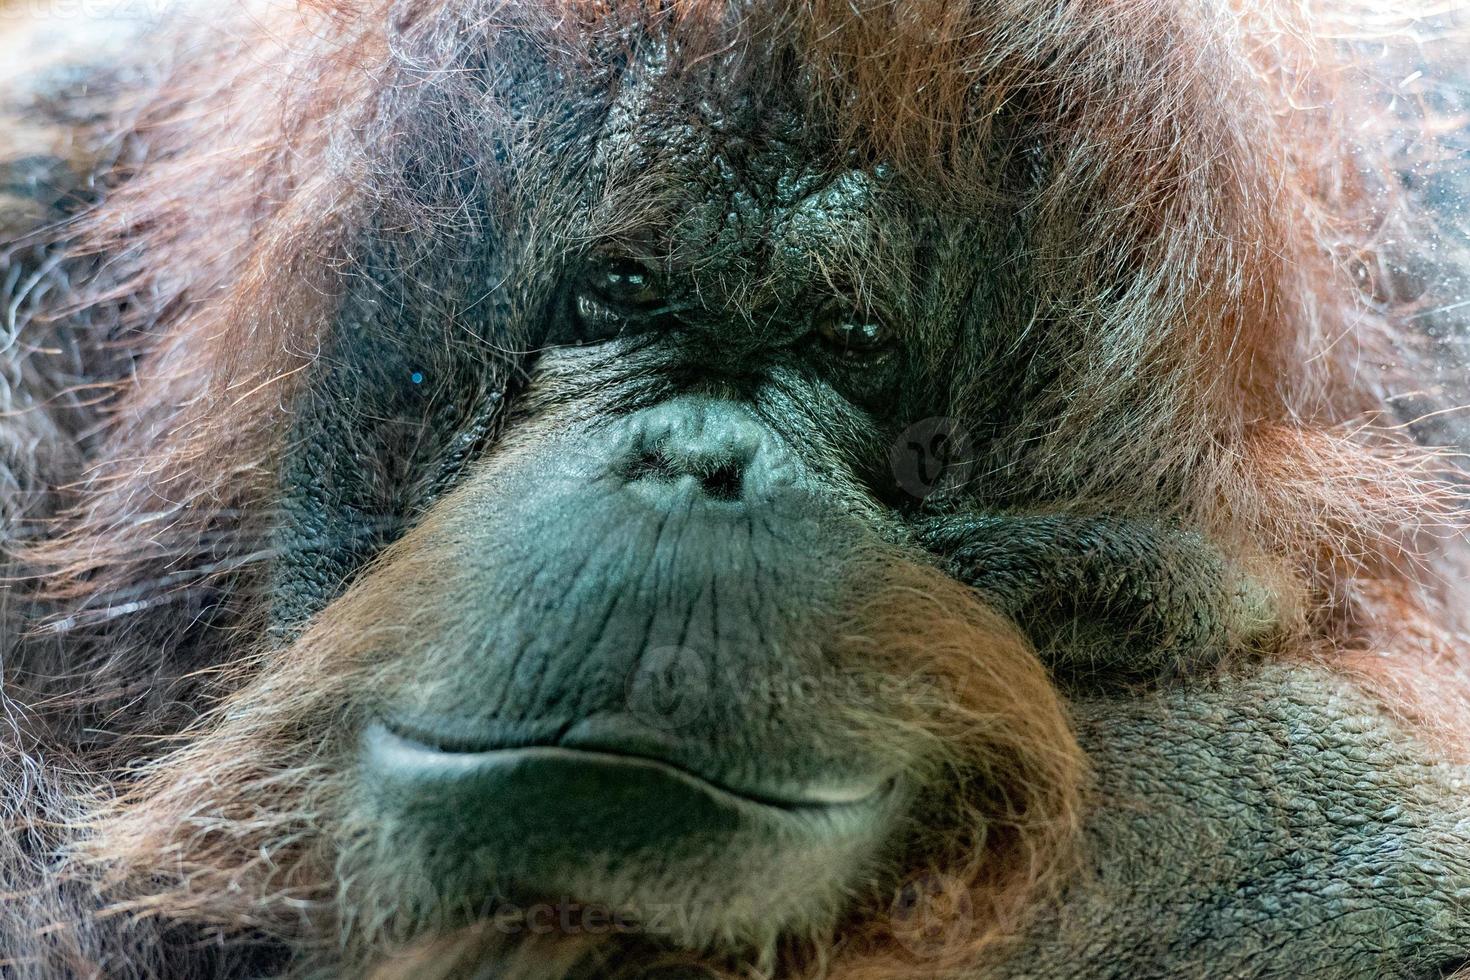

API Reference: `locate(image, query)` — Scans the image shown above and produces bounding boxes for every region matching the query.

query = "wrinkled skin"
[4,2,1470,979]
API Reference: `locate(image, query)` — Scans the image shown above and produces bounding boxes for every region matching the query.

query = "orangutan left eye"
[816,312,893,356]
[583,257,662,312]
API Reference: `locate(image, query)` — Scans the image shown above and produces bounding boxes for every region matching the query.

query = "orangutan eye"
[583,257,662,311]
[817,312,893,356]
[560,258,665,346]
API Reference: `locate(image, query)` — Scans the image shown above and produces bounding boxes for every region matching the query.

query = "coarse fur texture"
[3,0,1470,977]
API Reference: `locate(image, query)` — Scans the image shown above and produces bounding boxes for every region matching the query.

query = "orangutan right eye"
[559,257,665,345]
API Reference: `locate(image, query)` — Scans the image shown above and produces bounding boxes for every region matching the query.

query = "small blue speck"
[410,371,425,385]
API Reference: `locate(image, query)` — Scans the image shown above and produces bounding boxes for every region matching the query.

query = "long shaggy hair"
[3,0,1469,976]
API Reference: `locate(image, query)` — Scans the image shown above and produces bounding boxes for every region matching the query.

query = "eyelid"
[816,307,895,354]
[583,256,664,309]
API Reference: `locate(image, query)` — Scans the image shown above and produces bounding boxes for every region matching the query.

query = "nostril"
[616,398,773,503]
[699,461,744,502]
[624,447,686,486]
[624,447,747,502]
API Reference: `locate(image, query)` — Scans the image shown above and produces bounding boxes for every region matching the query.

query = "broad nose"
[617,397,782,503]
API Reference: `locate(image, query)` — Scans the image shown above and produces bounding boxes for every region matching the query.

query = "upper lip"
[377,714,892,811]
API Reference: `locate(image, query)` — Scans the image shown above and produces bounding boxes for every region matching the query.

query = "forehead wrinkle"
[572,44,925,324]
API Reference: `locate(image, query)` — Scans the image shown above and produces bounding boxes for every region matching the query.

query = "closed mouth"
[357,714,906,940]
[372,716,894,812]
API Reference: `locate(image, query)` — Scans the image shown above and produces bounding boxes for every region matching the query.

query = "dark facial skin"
[349,366,914,944]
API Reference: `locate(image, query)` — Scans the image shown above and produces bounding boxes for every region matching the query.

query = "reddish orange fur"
[6,0,1469,976]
